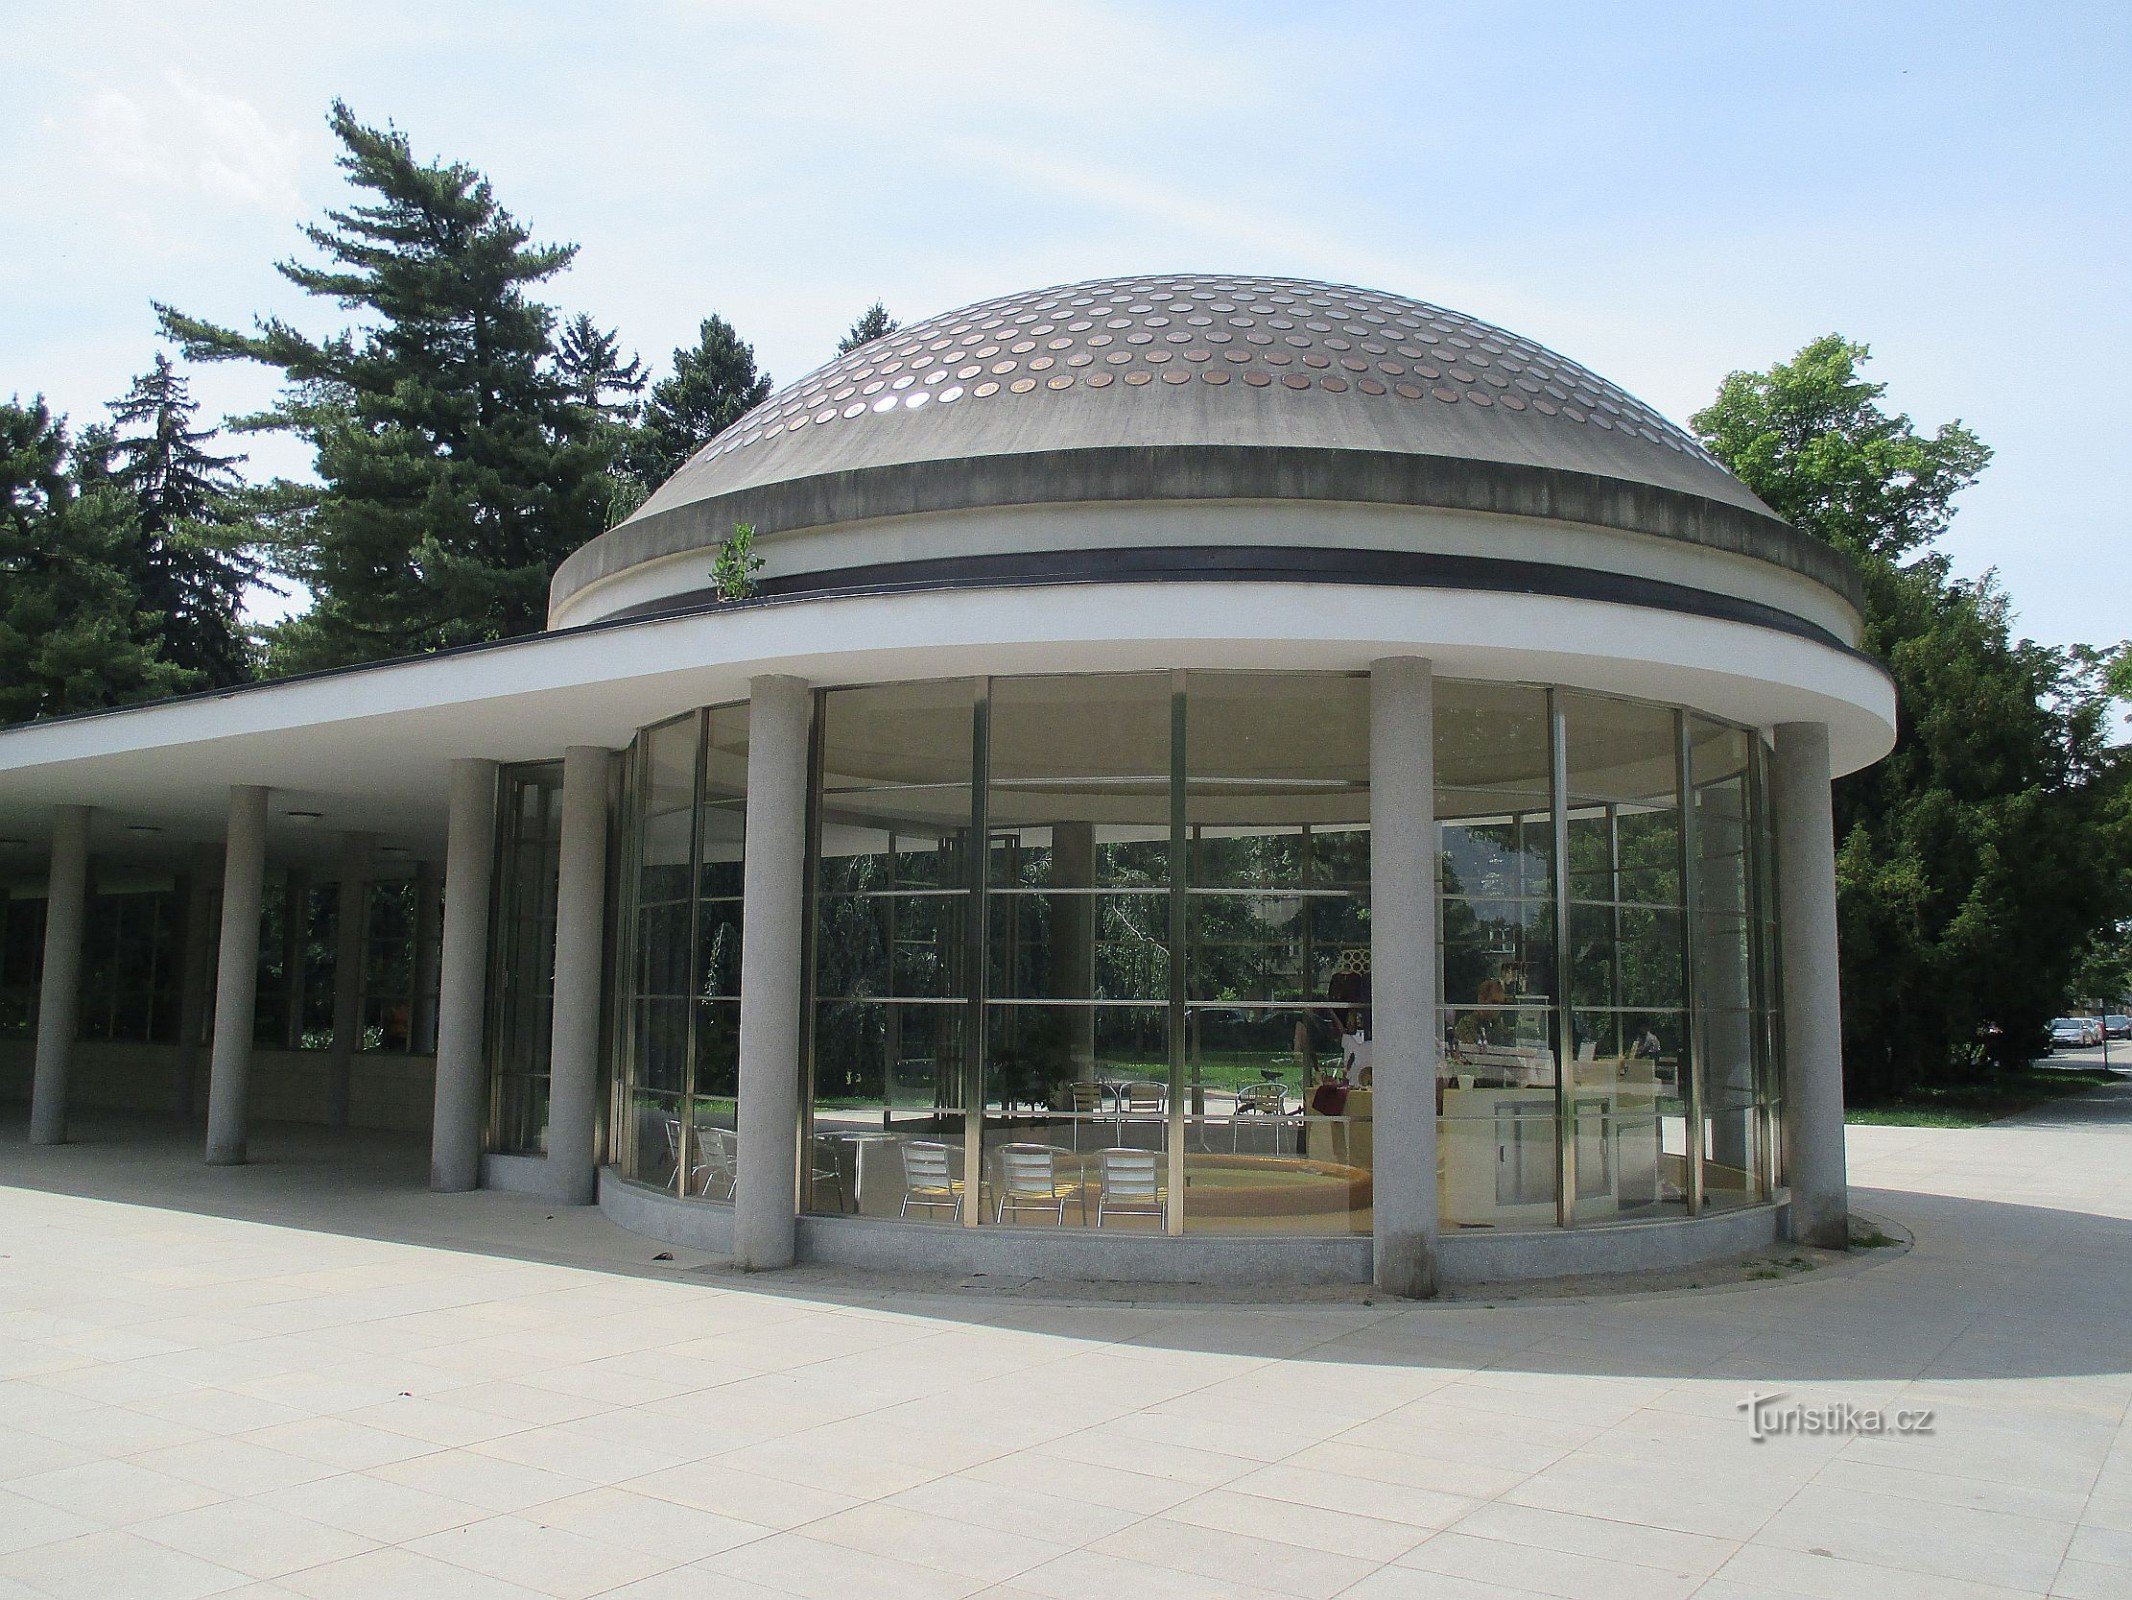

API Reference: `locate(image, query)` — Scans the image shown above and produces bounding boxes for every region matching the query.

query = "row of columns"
[26,803,425,1156]
[24,669,1852,1288]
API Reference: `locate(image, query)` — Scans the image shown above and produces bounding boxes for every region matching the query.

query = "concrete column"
[1369,658,1440,1298]
[546,746,613,1206]
[735,675,811,1270]
[326,833,373,1128]
[1774,721,1848,1249]
[174,843,222,1120]
[281,866,310,1049]
[410,859,441,1054]
[205,786,269,1165]
[28,805,90,1146]
[431,759,497,1192]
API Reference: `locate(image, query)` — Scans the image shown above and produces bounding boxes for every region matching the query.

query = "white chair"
[810,1134,850,1213]
[900,1140,963,1221]
[662,1117,685,1191]
[1094,1146,1164,1227]
[1232,1080,1287,1153]
[1062,1080,1108,1150]
[694,1124,739,1200]
[995,1143,1075,1225]
[1121,1081,1166,1117]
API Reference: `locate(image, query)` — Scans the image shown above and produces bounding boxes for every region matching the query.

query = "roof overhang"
[0,577,1896,870]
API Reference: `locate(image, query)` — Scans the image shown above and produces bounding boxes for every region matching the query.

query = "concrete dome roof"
[553,273,1852,620]
[652,273,1753,512]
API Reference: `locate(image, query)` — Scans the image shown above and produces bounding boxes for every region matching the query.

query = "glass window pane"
[979,1003,1170,1231]
[623,1091,684,1190]
[696,899,742,1001]
[693,999,740,1109]
[1181,674,1369,1237]
[487,762,562,1154]
[812,999,968,1220]
[1441,995,1559,1213]
[1443,897,1554,1006]
[811,681,980,1222]
[989,892,1169,1003]
[638,998,689,1097]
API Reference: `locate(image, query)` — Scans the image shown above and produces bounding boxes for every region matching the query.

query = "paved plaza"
[1,1091,2130,1600]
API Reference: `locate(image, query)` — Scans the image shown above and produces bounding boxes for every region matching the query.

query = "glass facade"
[609,672,1785,1237]
[487,761,563,1154]
[611,706,750,1194]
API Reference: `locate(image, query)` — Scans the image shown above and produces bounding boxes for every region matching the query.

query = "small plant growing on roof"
[710,522,764,602]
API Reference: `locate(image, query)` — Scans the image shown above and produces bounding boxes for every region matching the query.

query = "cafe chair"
[900,1140,963,1221]
[995,1143,1076,1225]
[1094,1146,1165,1227]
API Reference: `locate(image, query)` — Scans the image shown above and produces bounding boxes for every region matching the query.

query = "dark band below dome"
[599,541,1866,659]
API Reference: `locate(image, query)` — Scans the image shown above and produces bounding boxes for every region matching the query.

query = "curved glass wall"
[610,705,749,1193]
[609,673,1783,1236]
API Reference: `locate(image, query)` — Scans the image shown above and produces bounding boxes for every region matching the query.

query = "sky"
[3,0,2127,653]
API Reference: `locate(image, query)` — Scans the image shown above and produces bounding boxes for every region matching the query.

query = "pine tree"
[157,101,613,672]
[627,315,771,487]
[558,314,653,528]
[102,355,259,686]
[0,398,192,724]
[558,314,645,418]
[837,301,900,355]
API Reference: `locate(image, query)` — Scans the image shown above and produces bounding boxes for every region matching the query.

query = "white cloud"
[76,70,304,218]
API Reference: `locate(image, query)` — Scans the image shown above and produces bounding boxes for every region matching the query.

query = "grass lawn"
[1846,1066,2123,1127]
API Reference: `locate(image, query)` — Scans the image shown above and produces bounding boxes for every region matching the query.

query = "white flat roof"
[0,581,1896,869]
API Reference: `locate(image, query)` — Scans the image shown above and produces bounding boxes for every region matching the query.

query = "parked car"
[2104,1014,2132,1041]
[2051,1017,2092,1050]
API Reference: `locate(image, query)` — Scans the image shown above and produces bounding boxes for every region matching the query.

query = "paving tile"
[1009,1545,1306,1598]
[278,1544,554,1599]
[133,1436,339,1496]
[369,1447,597,1513]
[131,1499,376,1579]
[239,1416,440,1471]
[526,1485,772,1561]
[1220,1461,1477,1533]
[9,1457,227,1525]
[252,1470,488,1542]
[803,1500,1072,1583]
[886,1471,1145,1546]
[0,1526,251,1599]
[1752,1481,2073,1592]
[622,1458,861,1529]
[1093,1516,1379,1598]
[0,1486,101,1554]
[1444,1500,1736,1574]
[1164,1486,1430,1562]
[2054,1557,2132,1599]
[408,1514,677,1597]
[1393,1529,1704,1599]
[703,1528,989,1599]
[1711,1541,2048,1599]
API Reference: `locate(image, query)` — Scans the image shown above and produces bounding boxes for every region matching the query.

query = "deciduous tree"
[1697,337,2131,1093]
